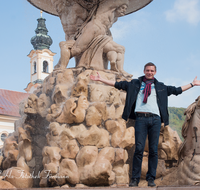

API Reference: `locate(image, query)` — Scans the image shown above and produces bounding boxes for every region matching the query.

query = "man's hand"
[90,72,115,86]
[181,76,200,92]
[90,72,101,81]
[192,76,200,86]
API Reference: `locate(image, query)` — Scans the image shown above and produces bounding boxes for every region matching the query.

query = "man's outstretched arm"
[90,72,115,86]
[181,76,200,92]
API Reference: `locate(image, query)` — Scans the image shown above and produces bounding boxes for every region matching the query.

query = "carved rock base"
[4,68,134,187]
[1,68,183,187]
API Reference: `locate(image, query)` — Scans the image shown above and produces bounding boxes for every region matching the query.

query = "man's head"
[143,62,156,79]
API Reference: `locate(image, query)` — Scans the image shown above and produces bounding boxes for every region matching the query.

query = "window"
[33,62,37,74]
[1,133,7,142]
[43,61,49,73]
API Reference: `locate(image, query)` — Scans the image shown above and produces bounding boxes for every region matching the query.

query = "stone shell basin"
[27,0,153,16]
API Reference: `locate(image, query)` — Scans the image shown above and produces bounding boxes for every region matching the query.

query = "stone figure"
[177,96,200,185]
[158,125,182,161]
[3,127,33,188]
[46,104,62,122]
[51,0,132,77]
[28,0,153,77]
[40,146,61,187]
[154,96,200,186]
[0,180,16,189]
[46,122,66,146]
[2,136,18,170]
[50,0,94,69]
[51,0,92,41]
[56,95,89,124]
[24,93,51,118]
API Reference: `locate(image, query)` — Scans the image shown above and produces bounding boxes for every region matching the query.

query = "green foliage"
[168,107,186,141]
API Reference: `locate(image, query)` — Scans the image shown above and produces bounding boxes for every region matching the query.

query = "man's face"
[143,66,156,79]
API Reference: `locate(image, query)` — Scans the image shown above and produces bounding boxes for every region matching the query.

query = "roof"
[0,89,30,117]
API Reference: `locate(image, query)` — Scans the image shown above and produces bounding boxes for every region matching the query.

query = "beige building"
[25,48,55,93]
[0,89,30,155]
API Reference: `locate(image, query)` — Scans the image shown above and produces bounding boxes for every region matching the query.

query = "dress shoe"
[129,178,138,187]
[148,179,156,187]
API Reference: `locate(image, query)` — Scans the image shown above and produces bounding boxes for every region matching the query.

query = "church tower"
[25,11,56,93]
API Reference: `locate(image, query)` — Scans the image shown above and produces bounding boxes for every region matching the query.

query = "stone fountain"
[1,0,196,188]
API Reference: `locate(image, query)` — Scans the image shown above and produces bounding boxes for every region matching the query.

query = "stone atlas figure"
[27,0,153,77]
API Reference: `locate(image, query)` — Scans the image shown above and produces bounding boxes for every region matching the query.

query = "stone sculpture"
[52,0,131,77]
[2,139,18,170]
[0,180,16,189]
[1,67,187,187]
[1,69,136,187]
[56,95,89,124]
[158,125,182,161]
[27,0,154,77]
[151,96,200,186]
[177,96,200,185]
[2,128,33,188]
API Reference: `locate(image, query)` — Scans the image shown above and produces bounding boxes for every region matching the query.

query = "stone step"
[10,186,200,190]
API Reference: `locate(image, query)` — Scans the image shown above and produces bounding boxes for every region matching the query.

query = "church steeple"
[26,11,56,93]
[31,11,53,50]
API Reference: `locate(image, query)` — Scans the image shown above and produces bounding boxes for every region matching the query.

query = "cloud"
[165,0,200,25]
[110,17,149,40]
[111,19,138,40]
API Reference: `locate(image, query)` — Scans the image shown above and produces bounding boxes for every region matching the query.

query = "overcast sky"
[1,0,200,108]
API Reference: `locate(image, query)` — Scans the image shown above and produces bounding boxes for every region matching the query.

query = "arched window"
[1,133,7,142]
[43,61,49,73]
[33,62,37,74]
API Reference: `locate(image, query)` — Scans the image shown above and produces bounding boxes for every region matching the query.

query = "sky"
[0,0,200,108]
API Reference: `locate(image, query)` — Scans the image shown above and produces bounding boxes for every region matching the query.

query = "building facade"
[0,89,30,155]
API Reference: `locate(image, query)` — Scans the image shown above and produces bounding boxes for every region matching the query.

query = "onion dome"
[31,11,53,50]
